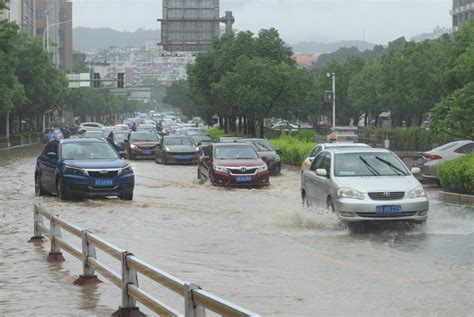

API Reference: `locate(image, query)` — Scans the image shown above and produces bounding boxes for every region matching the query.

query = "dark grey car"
[237,138,282,174]
[155,136,201,165]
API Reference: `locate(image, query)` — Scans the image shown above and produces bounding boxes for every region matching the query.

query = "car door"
[313,153,333,203]
[303,152,325,205]
[156,138,164,158]
[41,142,59,192]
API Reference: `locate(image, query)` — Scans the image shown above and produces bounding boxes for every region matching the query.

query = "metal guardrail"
[29,204,260,317]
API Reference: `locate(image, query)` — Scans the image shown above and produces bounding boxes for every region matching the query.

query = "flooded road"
[1,144,473,316]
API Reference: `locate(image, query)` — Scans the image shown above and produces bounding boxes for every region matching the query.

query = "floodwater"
[0,144,473,316]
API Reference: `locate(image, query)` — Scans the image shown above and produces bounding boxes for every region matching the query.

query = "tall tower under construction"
[159,0,220,52]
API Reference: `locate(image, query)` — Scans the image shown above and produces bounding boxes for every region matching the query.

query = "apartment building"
[452,0,474,32]
[0,0,35,36]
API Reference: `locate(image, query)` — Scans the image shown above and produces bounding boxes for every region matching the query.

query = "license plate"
[95,179,113,187]
[179,155,190,160]
[376,205,401,214]
[236,176,252,183]
[143,150,152,155]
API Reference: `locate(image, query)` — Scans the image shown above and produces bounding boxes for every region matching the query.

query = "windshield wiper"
[375,156,406,176]
[359,156,380,176]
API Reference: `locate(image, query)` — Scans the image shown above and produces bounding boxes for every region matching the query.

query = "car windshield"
[130,133,158,142]
[164,137,194,146]
[191,135,212,142]
[335,152,409,177]
[215,146,259,160]
[247,139,274,152]
[61,142,118,160]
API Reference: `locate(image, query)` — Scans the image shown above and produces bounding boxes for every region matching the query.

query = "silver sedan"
[301,148,429,222]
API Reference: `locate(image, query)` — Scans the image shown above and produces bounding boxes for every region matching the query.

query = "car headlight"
[119,164,133,175]
[213,164,228,173]
[256,165,268,173]
[130,144,137,149]
[64,165,88,176]
[164,146,170,152]
[408,186,426,199]
[337,188,365,200]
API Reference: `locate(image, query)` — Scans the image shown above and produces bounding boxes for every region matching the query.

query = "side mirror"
[309,157,315,163]
[46,152,57,160]
[411,167,421,175]
[315,168,328,177]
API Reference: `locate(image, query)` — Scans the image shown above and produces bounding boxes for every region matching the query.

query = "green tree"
[163,80,196,118]
[430,82,474,140]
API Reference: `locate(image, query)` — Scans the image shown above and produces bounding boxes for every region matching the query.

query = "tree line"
[164,20,473,139]
[0,0,138,135]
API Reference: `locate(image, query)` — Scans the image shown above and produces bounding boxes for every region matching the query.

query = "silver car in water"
[301,148,429,222]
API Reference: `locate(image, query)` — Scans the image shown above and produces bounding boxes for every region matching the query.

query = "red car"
[197,143,270,187]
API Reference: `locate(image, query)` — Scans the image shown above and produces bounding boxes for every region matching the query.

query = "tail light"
[423,153,442,160]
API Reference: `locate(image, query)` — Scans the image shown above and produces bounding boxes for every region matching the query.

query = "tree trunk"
[259,119,265,138]
[224,117,229,133]
[243,117,248,135]
[18,113,23,133]
[238,116,242,133]
[219,116,224,129]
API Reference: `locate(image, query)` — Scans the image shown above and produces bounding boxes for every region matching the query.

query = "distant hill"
[410,26,450,42]
[291,40,376,55]
[73,27,160,51]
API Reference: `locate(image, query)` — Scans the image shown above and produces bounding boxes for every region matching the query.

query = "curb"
[0,142,39,151]
[438,191,474,205]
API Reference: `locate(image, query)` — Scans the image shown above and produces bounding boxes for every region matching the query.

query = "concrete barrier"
[439,191,474,205]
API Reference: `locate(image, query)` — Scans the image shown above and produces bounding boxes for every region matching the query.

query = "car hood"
[131,141,159,147]
[61,159,128,169]
[214,158,266,167]
[335,176,421,192]
[165,145,199,152]
[257,151,279,159]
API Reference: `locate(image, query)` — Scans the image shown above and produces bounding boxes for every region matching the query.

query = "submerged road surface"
[0,145,473,316]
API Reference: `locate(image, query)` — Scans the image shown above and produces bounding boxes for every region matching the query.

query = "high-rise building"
[452,0,474,32]
[0,0,36,36]
[35,0,72,72]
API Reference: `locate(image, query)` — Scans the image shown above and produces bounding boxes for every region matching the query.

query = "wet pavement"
[0,144,473,316]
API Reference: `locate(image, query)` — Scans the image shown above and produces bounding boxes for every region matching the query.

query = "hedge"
[438,153,474,195]
[270,135,315,166]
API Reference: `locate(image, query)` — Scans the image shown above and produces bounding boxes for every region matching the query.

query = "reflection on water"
[0,145,473,316]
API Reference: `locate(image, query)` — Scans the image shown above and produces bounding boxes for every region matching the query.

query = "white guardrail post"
[28,205,46,244]
[185,283,206,317]
[74,229,102,285]
[47,215,65,263]
[113,251,146,317]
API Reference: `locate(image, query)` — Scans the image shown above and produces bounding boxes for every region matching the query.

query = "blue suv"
[35,138,135,200]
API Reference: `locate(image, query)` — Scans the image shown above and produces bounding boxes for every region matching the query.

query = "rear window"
[164,137,194,146]
[130,133,159,142]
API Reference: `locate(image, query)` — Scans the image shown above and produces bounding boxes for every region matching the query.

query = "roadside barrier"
[29,204,260,317]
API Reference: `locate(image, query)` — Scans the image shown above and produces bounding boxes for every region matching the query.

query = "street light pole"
[327,72,336,128]
[42,19,72,63]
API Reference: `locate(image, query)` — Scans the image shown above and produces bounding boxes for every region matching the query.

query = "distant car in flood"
[189,134,213,149]
[107,131,128,158]
[155,136,201,165]
[301,148,429,223]
[35,138,134,200]
[414,140,474,184]
[125,131,160,160]
[197,143,270,187]
[237,138,281,174]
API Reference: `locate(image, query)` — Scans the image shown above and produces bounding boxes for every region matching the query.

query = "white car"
[80,122,105,131]
[301,143,371,172]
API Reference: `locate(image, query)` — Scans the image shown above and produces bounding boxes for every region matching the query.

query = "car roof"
[238,138,267,141]
[329,148,392,154]
[323,142,370,148]
[214,142,254,147]
[60,138,106,144]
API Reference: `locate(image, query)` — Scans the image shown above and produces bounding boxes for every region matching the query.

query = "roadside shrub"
[292,129,316,142]
[207,128,228,140]
[438,153,474,195]
[270,135,315,166]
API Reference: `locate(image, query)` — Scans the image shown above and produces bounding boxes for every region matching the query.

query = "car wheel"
[35,174,45,196]
[209,173,217,186]
[119,193,133,201]
[56,178,70,201]
[327,197,335,213]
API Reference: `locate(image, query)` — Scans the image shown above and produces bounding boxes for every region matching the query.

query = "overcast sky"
[72,0,452,44]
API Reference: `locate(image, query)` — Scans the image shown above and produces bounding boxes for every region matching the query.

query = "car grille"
[368,192,405,200]
[228,168,257,175]
[88,170,119,178]
[355,211,417,218]
[138,146,156,150]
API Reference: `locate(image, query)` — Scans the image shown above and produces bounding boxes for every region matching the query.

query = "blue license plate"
[95,179,113,187]
[376,205,401,214]
[236,176,252,183]
[179,155,190,160]
[143,150,152,155]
